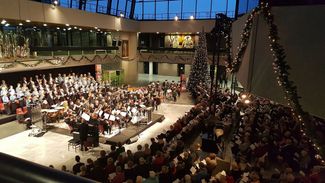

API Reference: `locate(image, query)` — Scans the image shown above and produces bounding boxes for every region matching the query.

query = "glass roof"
[35,0,258,20]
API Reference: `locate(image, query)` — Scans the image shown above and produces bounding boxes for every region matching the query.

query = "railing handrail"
[0,152,95,183]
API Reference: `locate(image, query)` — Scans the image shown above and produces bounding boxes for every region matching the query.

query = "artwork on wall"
[165,34,196,48]
[0,31,30,59]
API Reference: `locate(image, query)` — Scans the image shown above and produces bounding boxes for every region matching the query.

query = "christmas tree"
[187,31,210,97]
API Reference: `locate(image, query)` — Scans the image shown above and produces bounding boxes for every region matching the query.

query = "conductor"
[79,119,89,151]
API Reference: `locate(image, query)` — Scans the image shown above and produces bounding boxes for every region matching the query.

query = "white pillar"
[149,62,153,81]
[149,62,153,75]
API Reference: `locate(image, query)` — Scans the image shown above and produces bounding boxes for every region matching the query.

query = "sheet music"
[120,112,127,117]
[104,113,110,119]
[99,110,103,116]
[81,113,90,121]
[109,115,116,121]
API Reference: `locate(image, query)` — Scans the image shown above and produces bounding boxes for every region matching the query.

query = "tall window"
[118,0,127,16]
[196,0,211,19]
[156,1,168,20]
[169,0,182,20]
[97,0,108,14]
[111,0,119,15]
[134,1,143,19]
[143,0,155,20]
[182,0,196,19]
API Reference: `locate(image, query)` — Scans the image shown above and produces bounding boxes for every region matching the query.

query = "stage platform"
[0,114,17,125]
[104,113,165,146]
[49,113,165,146]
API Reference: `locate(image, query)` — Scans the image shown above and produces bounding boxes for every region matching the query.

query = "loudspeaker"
[118,41,122,46]
[116,71,120,76]
[112,41,117,46]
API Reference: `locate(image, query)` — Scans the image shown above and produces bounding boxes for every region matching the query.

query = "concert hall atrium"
[0,0,324,182]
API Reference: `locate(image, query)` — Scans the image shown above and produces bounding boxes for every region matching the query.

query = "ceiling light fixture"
[19,23,23,26]
[79,28,82,30]
[74,26,77,29]
[52,0,59,5]
[1,20,6,25]
[65,24,70,26]
[43,24,47,26]
[26,20,31,23]
[56,27,60,30]
[4,23,10,27]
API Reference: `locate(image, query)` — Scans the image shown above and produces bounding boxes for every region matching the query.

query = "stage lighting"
[53,0,59,6]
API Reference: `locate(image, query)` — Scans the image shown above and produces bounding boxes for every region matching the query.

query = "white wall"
[236,5,325,118]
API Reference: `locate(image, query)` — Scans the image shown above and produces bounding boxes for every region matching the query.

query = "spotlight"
[4,23,10,27]
[174,16,179,21]
[189,15,194,20]
[52,0,59,5]
[67,27,72,30]
[63,28,66,31]
[26,20,31,23]
[74,26,77,29]
[120,13,124,18]
[94,27,98,29]
[65,24,69,26]
[90,30,93,32]
[43,23,47,26]
[241,94,247,99]
[56,27,60,30]
[19,23,23,26]
[156,32,159,34]
[244,99,250,104]
[79,28,82,30]
[1,20,6,25]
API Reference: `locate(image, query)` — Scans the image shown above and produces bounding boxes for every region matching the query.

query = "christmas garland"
[227,2,324,165]
[0,54,137,70]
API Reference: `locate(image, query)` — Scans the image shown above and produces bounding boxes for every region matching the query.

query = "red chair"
[0,103,4,114]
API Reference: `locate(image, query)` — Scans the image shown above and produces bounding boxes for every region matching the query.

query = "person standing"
[79,119,89,151]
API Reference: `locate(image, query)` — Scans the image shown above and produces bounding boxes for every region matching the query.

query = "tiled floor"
[0,103,193,171]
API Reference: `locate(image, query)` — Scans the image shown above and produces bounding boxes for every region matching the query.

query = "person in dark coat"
[79,119,89,151]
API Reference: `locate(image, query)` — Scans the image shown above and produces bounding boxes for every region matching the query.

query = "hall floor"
[0,103,193,171]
